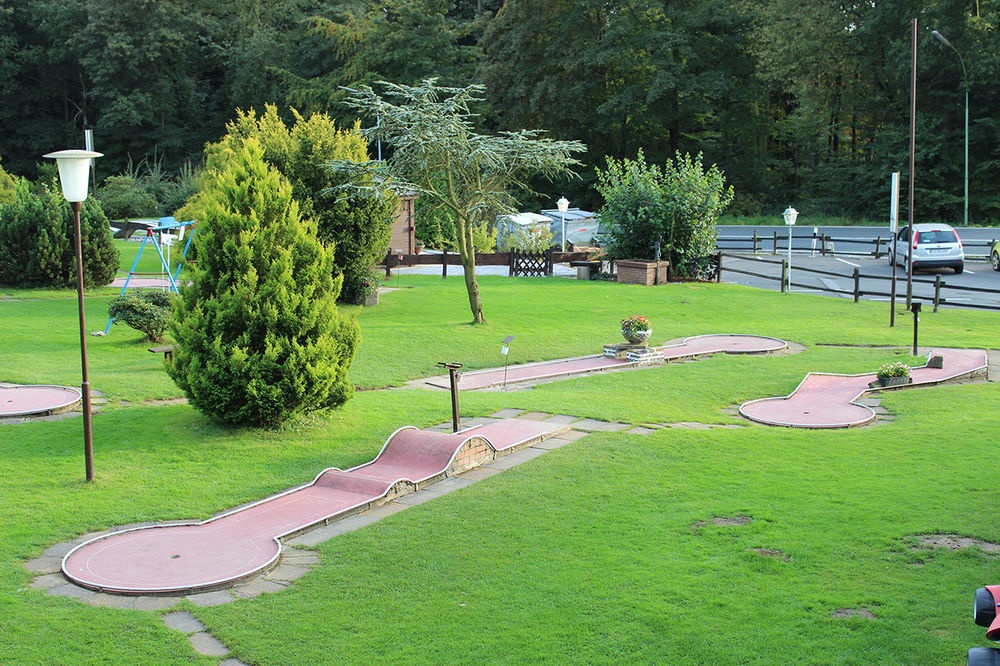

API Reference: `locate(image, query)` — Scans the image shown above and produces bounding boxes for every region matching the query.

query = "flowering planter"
[869,376,912,389]
[878,376,912,388]
[622,328,652,345]
[616,259,668,286]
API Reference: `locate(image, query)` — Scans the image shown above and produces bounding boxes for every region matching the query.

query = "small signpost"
[501,335,514,390]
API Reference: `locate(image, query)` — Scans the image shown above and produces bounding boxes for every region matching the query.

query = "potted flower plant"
[875,361,912,387]
[621,314,652,345]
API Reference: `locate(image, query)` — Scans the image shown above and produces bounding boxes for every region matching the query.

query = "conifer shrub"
[0,156,18,204]
[181,106,397,305]
[0,179,118,288]
[167,139,359,428]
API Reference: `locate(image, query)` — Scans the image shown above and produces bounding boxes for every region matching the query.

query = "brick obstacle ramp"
[425,334,788,390]
[0,384,81,418]
[61,418,567,595]
[739,347,989,428]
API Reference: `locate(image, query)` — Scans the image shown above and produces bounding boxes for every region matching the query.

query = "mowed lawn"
[1,271,999,665]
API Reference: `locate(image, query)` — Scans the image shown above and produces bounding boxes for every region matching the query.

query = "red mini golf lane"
[62,419,565,595]
[0,384,81,418]
[427,334,789,390]
[739,347,988,428]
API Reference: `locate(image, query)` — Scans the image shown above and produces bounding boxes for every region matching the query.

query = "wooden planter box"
[616,259,669,286]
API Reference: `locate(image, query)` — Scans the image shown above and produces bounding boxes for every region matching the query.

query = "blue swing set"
[103,217,195,334]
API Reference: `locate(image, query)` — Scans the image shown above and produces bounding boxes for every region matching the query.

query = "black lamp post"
[44,149,102,482]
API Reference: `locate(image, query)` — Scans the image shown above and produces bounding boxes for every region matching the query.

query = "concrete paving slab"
[186,590,236,607]
[163,611,205,633]
[233,579,289,598]
[189,631,229,657]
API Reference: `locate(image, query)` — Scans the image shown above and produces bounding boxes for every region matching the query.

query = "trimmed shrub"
[596,150,733,278]
[108,289,172,341]
[167,139,359,428]
[0,179,119,288]
[95,175,158,220]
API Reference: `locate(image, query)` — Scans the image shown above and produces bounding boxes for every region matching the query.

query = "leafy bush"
[596,150,733,278]
[167,139,359,428]
[95,175,158,220]
[0,179,119,288]
[183,106,396,305]
[108,289,172,341]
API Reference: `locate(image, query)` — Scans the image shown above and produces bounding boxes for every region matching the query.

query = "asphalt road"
[717,224,999,260]
[718,252,1000,310]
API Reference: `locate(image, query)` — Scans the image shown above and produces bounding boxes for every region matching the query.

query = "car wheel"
[955,262,964,275]
[992,250,1000,272]
[975,587,997,627]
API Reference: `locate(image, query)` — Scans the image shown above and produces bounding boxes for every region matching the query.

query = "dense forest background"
[1,0,997,223]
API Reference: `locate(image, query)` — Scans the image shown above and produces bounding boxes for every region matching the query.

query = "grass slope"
[0,272,997,664]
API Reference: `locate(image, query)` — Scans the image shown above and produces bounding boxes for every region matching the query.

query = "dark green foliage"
[3,1,1000,222]
[108,289,172,341]
[167,139,359,428]
[0,180,119,288]
[96,175,159,220]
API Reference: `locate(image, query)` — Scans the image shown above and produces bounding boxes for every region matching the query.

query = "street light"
[783,206,798,292]
[931,29,969,227]
[44,149,102,482]
[556,196,570,252]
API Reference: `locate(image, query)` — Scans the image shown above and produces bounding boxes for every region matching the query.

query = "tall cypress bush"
[180,106,397,305]
[0,179,118,288]
[167,139,359,427]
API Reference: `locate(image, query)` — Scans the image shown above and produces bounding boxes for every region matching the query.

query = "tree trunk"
[455,216,486,324]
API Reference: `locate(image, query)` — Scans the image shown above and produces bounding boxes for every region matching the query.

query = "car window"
[916,230,955,244]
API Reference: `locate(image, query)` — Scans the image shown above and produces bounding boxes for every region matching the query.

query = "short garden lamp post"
[783,206,798,292]
[500,335,514,390]
[557,196,570,252]
[44,149,102,482]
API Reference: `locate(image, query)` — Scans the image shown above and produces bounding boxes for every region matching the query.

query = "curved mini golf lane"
[427,334,789,390]
[0,384,81,418]
[57,336,988,595]
[62,419,566,595]
[739,347,988,428]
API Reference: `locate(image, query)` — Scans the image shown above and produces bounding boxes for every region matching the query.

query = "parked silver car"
[890,222,964,274]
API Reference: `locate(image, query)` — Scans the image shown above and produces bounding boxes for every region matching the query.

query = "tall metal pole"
[932,30,969,226]
[963,86,969,226]
[906,18,917,309]
[787,225,792,292]
[72,201,95,482]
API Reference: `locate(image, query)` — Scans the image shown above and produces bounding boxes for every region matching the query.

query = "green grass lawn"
[1,272,998,664]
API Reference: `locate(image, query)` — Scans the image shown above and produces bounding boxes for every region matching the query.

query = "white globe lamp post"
[44,149,102,482]
[783,206,798,293]
[556,196,570,252]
